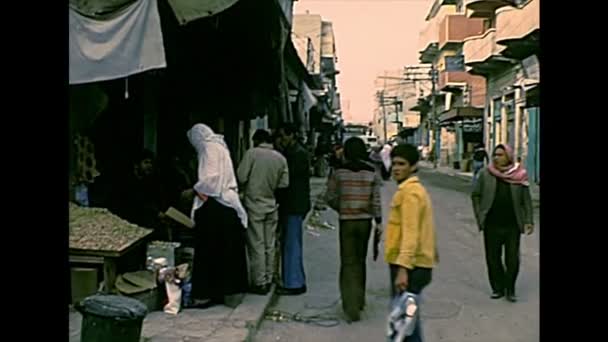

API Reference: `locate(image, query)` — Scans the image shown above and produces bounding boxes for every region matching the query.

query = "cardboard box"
[71,267,98,304]
[147,241,181,267]
[165,207,194,228]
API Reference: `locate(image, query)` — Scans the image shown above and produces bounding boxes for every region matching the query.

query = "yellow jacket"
[384,176,438,269]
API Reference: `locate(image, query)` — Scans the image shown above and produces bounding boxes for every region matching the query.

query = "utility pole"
[377,65,434,147]
[382,72,388,143]
[381,90,387,143]
[430,65,439,169]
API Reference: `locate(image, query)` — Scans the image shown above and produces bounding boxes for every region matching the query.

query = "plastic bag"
[164,281,182,315]
[387,292,419,341]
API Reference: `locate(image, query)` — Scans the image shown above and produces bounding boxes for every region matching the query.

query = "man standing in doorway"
[237,130,290,295]
[472,143,489,187]
[113,149,168,240]
[275,124,311,295]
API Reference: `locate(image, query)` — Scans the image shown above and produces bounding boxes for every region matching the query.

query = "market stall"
[69,203,153,294]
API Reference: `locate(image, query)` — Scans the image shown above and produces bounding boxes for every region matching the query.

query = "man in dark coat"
[275,124,311,295]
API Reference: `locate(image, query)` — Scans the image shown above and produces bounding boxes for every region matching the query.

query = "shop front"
[439,107,484,171]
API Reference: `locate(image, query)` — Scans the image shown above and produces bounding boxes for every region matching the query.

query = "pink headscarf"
[487,144,529,186]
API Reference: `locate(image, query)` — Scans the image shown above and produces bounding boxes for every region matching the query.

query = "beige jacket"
[237,143,289,214]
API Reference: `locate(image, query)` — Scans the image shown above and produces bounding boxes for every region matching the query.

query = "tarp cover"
[77,295,148,320]
[167,0,240,25]
[69,0,166,84]
[69,0,137,19]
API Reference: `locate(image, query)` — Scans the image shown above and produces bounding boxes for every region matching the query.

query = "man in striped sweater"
[325,137,383,323]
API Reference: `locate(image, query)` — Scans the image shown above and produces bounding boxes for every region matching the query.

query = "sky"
[294,0,434,124]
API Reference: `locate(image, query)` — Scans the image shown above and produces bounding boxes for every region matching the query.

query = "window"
[445,55,465,72]
[493,98,502,121]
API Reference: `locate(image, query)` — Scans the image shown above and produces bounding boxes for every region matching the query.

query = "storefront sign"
[463,119,482,133]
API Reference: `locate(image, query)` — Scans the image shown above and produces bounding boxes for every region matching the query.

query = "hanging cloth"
[69,0,166,85]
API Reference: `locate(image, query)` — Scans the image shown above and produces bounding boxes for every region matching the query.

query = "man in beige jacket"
[238,129,290,295]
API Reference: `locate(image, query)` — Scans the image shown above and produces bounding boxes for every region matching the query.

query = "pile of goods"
[69,202,152,251]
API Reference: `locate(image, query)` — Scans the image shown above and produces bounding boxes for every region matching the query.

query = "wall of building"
[293,14,323,75]
[485,54,539,162]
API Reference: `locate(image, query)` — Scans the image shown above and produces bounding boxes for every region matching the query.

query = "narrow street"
[254,169,539,342]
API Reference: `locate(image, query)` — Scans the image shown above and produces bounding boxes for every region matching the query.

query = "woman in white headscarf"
[187,123,249,308]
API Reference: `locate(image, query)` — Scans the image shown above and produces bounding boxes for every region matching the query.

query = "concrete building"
[418,0,489,170]
[293,12,342,148]
[463,0,540,184]
[293,13,323,75]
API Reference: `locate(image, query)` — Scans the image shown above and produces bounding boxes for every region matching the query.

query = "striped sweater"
[325,161,383,221]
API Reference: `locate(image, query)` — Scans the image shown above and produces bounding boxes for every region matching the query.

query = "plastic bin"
[76,295,147,342]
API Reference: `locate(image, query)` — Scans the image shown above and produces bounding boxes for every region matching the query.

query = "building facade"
[417,0,489,169]
[463,0,540,183]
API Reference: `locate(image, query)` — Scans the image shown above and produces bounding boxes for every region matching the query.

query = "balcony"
[438,71,469,91]
[418,19,439,63]
[495,0,539,59]
[465,0,516,18]
[463,29,514,75]
[438,15,486,51]
[438,71,486,108]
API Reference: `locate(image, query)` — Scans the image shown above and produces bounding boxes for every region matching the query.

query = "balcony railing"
[438,71,486,107]
[418,19,439,54]
[438,71,470,90]
[438,15,486,50]
[463,29,505,65]
[496,0,539,45]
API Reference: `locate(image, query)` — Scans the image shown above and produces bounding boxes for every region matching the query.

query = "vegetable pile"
[69,202,151,251]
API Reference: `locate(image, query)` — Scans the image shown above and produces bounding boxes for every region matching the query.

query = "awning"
[69,0,137,19]
[167,0,240,25]
[398,127,417,138]
[300,81,318,114]
[285,38,319,90]
[439,107,483,124]
[515,78,540,90]
[410,98,431,113]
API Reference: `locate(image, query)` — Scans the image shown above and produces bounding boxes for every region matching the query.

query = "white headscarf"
[381,144,392,171]
[187,123,248,228]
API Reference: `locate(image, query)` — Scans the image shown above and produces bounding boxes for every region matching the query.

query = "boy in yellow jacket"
[385,144,438,342]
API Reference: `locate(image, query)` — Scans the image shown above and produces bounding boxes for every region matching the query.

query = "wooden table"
[69,230,153,294]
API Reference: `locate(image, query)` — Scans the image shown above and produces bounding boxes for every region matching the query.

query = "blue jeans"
[281,215,306,289]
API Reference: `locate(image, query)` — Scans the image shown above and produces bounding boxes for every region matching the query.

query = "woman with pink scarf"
[471,144,534,303]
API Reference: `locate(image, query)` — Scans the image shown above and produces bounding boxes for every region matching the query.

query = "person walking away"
[369,144,385,179]
[380,143,393,180]
[471,144,534,302]
[237,129,289,295]
[472,144,489,186]
[325,137,383,323]
[385,144,438,342]
[187,123,249,309]
[275,124,311,295]
[328,143,345,176]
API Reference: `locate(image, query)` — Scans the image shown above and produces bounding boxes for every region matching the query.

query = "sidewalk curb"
[244,178,326,341]
[243,286,278,342]
[245,177,326,342]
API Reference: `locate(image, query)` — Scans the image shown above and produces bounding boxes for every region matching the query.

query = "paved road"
[253,170,539,342]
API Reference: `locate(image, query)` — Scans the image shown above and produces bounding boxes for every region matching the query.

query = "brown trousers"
[339,219,372,318]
